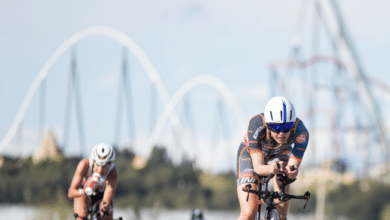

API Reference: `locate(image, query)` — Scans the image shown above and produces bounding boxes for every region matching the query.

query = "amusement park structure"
[269,0,388,173]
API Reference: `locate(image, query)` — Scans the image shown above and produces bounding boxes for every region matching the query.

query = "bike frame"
[256,175,280,220]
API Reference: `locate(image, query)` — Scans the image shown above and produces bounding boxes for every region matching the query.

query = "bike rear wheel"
[263,208,281,220]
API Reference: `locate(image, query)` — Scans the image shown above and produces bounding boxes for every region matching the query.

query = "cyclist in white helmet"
[68,143,118,220]
[236,96,309,220]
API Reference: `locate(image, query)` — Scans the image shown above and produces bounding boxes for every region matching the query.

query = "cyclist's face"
[93,162,111,174]
[270,130,291,144]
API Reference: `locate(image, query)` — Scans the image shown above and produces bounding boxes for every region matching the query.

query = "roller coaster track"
[270,54,390,95]
[143,74,246,159]
[0,26,246,161]
[0,26,186,154]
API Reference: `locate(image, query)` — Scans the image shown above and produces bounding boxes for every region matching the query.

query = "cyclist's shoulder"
[80,158,90,165]
[73,159,90,177]
[107,163,119,180]
[111,163,118,173]
[248,113,266,125]
[294,118,309,133]
[77,158,90,169]
[290,118,309,144]
[247,113,266,139]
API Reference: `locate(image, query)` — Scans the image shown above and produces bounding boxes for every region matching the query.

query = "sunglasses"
[267,122,294,133]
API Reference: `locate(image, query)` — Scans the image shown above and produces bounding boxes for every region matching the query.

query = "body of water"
[0,204,315,220]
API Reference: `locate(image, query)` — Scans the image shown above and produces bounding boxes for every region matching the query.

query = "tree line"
[2,145,390,220]
[0,146,238,211]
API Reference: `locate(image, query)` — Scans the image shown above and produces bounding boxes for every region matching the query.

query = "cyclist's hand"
[84,187,96,196]
[100,201,110,213]
[100,201,112,219]
[286,165,298,179]
[268,161,280,174]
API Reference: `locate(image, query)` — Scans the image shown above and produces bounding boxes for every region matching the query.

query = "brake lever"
[243,184,251,202]
[303,191,310,209]
[303,199,309,209]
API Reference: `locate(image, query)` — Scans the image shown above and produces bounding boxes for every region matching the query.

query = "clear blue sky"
[1,0,390,172]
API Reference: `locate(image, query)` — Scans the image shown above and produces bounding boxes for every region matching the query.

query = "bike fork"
[256,203,262,220]
[256,182,263,220]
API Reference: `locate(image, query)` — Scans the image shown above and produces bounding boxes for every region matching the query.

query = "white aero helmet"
[90,143,116,166]
[264,96,296,124]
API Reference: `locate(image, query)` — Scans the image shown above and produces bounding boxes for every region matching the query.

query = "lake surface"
[0,204,315,220]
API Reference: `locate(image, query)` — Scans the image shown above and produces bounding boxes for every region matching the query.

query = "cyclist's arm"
[287,119,309,178]
[246,114,279,176]
[287,155,301,169]
[289,119,309,169]
[251,152,279,176]
[286,156,300,179]
[101,166,118,211]
[68,159,89,199]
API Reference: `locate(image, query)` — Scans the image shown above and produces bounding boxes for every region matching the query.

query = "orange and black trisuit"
[236,113,309,186]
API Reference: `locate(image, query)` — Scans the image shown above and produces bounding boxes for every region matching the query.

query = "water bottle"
[84,172,101,196]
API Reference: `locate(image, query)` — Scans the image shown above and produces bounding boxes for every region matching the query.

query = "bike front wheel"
[263,208,281,220]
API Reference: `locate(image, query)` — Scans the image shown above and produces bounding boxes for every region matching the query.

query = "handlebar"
[256,165,296,185]
[243,184,310,209]
[261,173,276,184]
[243,184,309,201]
[256,163,282,184]
[242,165,309,209]
[283,191,311,209]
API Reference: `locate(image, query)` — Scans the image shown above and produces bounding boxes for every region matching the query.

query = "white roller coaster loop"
[142,74,246,160]
[0,25,185,154]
